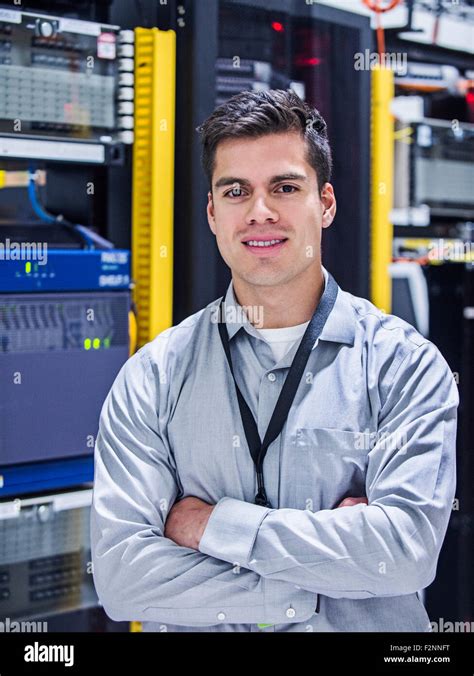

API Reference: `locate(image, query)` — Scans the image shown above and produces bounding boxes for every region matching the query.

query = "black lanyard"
[217,272,339,508]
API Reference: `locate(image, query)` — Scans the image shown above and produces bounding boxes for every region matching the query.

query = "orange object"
[362,0,403,57]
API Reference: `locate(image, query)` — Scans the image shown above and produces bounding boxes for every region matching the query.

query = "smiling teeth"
[246,239,283,247]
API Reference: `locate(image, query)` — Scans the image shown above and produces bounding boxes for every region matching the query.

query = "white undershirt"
[253,267,328,363]
[257,321,310,362]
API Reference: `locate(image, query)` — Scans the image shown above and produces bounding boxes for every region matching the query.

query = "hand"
[336,496,368,508]
[164,496,215,550]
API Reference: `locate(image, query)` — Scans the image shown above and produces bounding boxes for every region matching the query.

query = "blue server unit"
[0,248,130,293]
[0,249,131,497]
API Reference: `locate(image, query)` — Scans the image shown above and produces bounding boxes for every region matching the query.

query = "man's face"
[207,130,336,290]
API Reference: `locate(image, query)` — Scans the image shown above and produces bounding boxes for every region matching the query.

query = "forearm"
[91,506,318,626]
[198,493,451,599]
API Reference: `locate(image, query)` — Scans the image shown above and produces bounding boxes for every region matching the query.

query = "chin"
[239,272,292,287]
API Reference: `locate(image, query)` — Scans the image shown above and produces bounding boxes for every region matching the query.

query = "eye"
[224,186,246,199]
[277,184,298,194]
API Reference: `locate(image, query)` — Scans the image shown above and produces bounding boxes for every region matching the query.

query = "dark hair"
[195,88,332,194]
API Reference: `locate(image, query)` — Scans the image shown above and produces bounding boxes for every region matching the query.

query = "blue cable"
[27,169,114,250]
[28,171,57,224]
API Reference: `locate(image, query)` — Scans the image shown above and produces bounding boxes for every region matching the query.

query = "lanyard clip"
[255,490,272,508]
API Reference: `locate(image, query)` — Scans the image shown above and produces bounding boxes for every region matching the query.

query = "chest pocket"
[293,427,371,511]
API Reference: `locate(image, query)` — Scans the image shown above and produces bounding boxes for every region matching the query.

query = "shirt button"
[286,607,296,618]
[267,372,276,382]
[217,612,226,621]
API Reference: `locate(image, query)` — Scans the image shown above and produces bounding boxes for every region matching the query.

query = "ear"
[207,191,216,236]
[320,183,336,229]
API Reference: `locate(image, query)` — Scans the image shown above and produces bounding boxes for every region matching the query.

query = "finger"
[337,497,368,508]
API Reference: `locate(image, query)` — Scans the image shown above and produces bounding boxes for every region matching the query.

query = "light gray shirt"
[90,266,459,632]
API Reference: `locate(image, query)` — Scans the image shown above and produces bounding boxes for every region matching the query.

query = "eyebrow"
[214,173,308,190]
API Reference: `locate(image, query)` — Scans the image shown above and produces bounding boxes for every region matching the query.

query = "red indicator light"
[294,56,322,67]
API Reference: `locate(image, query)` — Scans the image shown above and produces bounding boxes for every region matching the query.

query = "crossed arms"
[90,342,458,626]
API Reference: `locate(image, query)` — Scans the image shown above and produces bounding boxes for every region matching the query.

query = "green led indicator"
[93,338,101,349]
[103,337,111,348]
[84,338,91,350]
[25,262,31,273]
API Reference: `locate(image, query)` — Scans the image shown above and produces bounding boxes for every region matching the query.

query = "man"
[90,89,459,632]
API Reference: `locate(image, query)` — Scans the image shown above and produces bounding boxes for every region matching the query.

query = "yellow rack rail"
[370,66,394,314]
[132,27,176,348]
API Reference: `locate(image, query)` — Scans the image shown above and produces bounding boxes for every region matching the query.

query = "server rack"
[173,0,372,321]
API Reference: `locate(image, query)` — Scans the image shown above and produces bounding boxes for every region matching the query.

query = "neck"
[232,266,325,329]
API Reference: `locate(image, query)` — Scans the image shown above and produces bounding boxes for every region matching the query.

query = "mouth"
[242,237,288,254]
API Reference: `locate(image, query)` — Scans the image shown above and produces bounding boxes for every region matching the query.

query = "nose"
[245,195,279,225]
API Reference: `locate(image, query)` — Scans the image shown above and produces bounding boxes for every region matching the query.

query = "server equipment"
[0,7,135,164]
[393,118,474,223]
[0,224,131,498]
[0,488,96,621]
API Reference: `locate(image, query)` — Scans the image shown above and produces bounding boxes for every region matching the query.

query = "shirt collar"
[221,266,355,347]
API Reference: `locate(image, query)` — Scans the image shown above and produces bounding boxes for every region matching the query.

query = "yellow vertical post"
[129,24,175,636]
[132,28,176,347]
[370,66,394,313]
